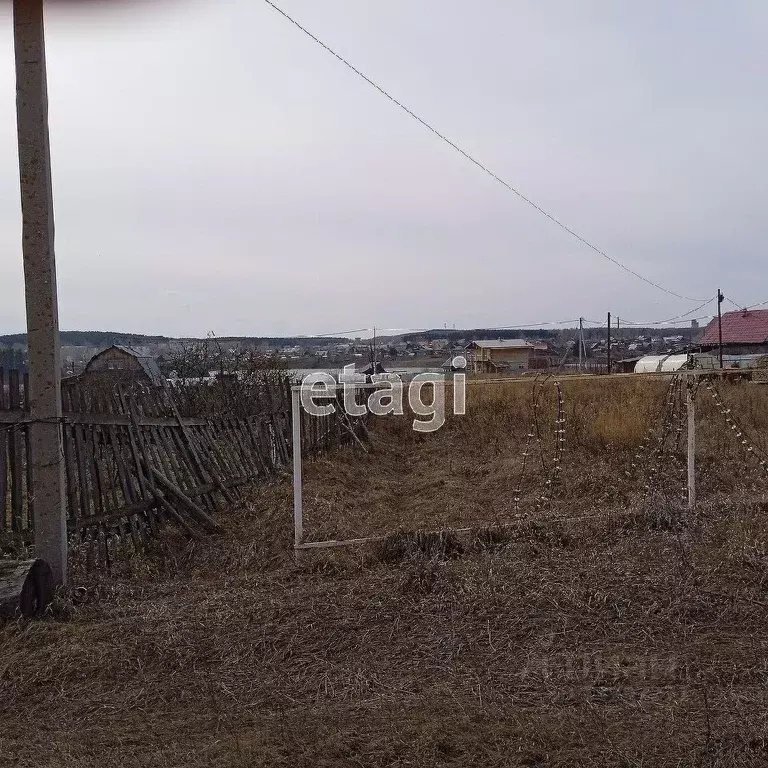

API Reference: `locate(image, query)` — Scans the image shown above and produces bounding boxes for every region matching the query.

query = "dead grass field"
[2,376,768,767]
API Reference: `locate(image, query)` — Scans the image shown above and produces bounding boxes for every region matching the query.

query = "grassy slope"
[2,378,768,767]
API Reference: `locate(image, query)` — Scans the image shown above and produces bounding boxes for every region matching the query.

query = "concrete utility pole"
[607,312,612,374]
[717,288,724,370]
[13,0,67,584]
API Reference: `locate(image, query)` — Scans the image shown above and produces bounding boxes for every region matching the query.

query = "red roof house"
[699,310,768,348]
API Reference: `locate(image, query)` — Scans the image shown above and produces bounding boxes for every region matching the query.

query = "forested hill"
[0,331,175,347]
[0,331,349,347]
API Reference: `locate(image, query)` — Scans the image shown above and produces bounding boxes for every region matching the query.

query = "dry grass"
[2,376,768,767]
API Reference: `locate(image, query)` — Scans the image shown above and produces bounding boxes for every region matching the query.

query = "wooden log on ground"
[0,559,54,618]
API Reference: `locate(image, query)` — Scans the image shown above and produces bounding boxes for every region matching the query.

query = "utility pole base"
[0,559,54,618]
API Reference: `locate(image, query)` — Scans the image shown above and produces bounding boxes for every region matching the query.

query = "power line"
[313,319,584,338]
[263,0,707,304]
[310,302,727,339]
[313,327,371,338]
[723,295,746,311]
[717,295,768,313]
[480,319,580,331]
[618,296,717,327]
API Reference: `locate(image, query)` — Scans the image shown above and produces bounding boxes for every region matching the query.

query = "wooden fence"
[0,369,358,556]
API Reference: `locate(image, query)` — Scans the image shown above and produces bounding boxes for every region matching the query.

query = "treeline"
[400,329,560,343]
[0,331,350,348]
[399,325,703,344]
[0,331,174,348]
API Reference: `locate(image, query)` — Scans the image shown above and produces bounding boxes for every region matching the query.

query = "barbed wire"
[645,378,680,492]
[512,376,567,516]
[703,378,768,472]
[537,381,566,513]
[626,375,679,482]
[634,375,684,506]
[513,375,549,513]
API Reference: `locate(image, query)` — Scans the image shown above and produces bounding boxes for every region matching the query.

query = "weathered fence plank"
[8,371,24,534]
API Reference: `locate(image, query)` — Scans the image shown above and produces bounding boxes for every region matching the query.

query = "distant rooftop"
[700,310,768,346]
[466,339,535,349]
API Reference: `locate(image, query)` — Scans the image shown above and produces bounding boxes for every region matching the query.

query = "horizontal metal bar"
[294,508,665,551]
[295,535,385,549]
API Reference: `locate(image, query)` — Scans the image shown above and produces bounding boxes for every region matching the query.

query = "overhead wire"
[616,295,717,327]
[263,0,707,304]
[312,319,583,337]
[306,302,728,339]
[724,295,746,311]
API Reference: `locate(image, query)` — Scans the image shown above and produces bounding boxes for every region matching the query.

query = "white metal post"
[687,377,696,509]
[291,387,303,547]
[13,0,67,583]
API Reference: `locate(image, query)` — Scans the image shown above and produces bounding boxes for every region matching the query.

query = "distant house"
[465,339,549,374]
[699,310,768,355]
[80,345,165,386]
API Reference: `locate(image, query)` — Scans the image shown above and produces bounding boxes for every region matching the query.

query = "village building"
[464,339,549,374]
[699,309,768,356]
[78,345,165,386]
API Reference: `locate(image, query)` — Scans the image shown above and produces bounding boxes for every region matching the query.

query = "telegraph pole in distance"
[717,288,724,369]
[13,0,67,583]
[578,317,584,372]
[607,312,612,374]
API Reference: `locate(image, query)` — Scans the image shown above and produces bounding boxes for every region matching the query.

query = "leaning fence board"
[155,425,188,494]
[199,423,245,499]
[61,423,79,533]
[227,418,256,477]
[145,465,223,533]
[242,418,270,477]
[73,423,91,522]
[165,423,202,498]
[213,420,248,478]
[125,392,159,539]
[8,371,24,533]
[150,426,178,520]
[84,425,105,521]
[185,424,234,505]
[22,373,34,530]
[0,428,8,531]
[110,425,137,508]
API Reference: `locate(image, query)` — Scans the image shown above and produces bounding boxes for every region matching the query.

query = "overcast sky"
[0,0,766,337]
